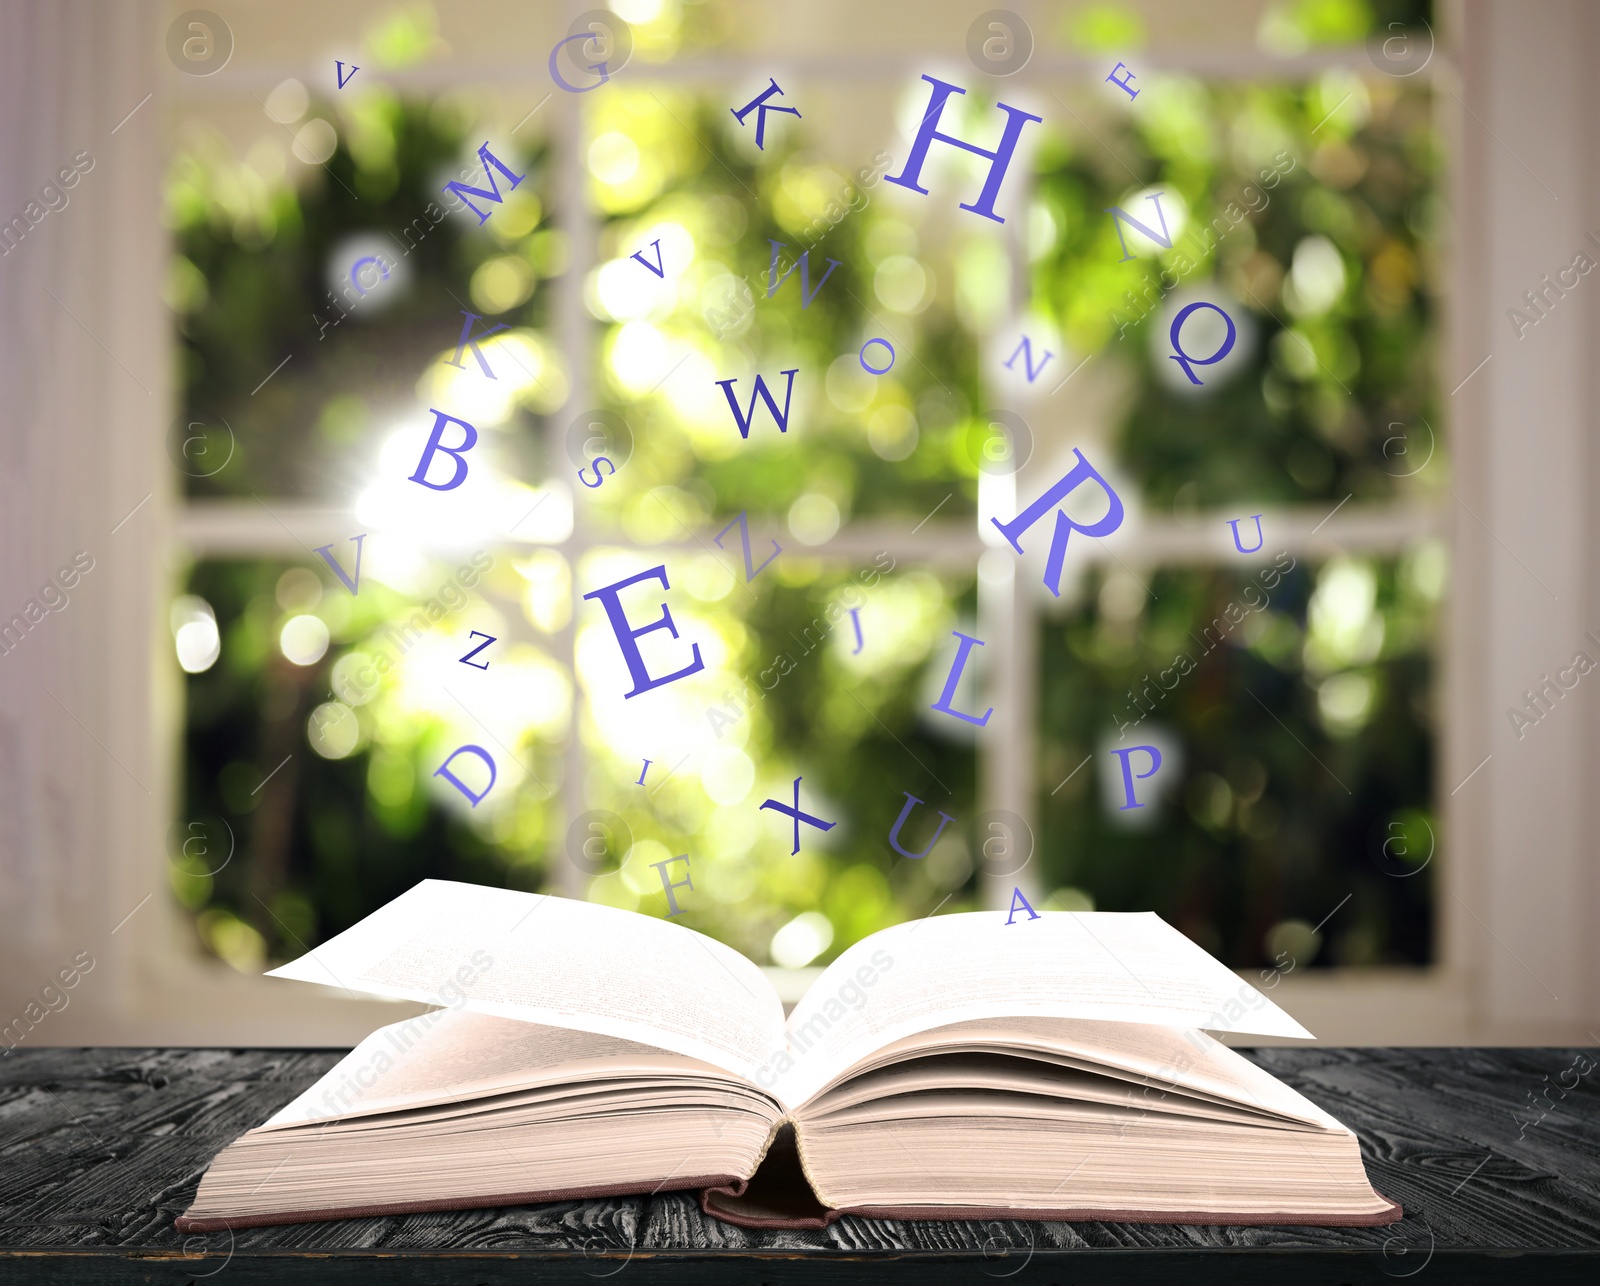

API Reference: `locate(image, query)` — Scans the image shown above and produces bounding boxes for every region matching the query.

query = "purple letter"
[409,409,479,491]
[930,630,993,727]
[990,448,1125,597]
[884,75,1042,224]
[581,565,706,698]
[434,744,497,806]
[1111,745,1162,810]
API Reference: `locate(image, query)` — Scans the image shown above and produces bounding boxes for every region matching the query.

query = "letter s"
[872,949,892,971]
[472,949,492,971]
[72,550,94,573]
[74,950,95,972]
[578,456,616,488]
[73,150,95,173]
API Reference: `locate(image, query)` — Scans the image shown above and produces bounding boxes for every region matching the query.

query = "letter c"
[1559,266,1581,289]
[759,666,781,690]
[349,256,389,296]
[1557,666,1579,688]
[355,1065,376,1088]
[1158,666,1179,690]
[549,31,610,93]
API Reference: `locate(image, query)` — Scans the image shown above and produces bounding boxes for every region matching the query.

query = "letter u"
[887,792,955,860]
[1227,514,1264,554]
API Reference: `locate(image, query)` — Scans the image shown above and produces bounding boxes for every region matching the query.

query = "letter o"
[859,337,895,375]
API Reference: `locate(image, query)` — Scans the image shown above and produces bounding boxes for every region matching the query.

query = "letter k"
[731,78,800,151]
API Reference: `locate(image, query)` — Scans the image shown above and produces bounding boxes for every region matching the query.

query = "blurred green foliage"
[170,0,1440,975]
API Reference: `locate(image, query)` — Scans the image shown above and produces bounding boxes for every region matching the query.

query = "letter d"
[409,408,479,491]
[434,744,497,806]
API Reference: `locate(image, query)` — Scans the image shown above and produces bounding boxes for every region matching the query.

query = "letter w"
[713,511,781,582]
[715,369,799,439]
[767,240,840,307]
[1104,191,1173,263]
[442,142,526,225]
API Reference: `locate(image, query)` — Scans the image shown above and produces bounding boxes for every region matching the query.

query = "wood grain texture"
[0,1045,1596,1283]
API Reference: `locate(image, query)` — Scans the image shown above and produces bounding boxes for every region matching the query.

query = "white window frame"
[10,1,1597,1048]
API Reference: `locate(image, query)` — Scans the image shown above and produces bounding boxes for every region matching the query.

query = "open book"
[176,880,1399,1231]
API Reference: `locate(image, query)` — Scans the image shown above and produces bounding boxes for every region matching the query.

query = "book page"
[260,1010,753,1129]
[773,910,1312,1106]
[267,880,784,1082]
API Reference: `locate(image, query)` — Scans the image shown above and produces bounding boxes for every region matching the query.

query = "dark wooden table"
[0,1045,1596,1283]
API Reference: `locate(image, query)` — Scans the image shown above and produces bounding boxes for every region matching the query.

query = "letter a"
[1005,887,1040,925]
[434,745,497,806]
[887,792,955,859]
[312,533,366,595]
[991,448,1125,597]
[715,369,799,439]
[409,409,479,491]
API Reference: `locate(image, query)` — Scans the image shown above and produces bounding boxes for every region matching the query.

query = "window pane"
[170,95,555,499]
[1038,549,1440,969]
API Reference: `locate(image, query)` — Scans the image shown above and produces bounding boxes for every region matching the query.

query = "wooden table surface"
[0,1044,1596,1283]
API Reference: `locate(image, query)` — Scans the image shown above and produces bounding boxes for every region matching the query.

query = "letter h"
[883,75,1042,224]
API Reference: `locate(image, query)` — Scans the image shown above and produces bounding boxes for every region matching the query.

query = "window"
[165,3,1441,999]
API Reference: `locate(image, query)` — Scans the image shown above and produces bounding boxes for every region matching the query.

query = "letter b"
[409,409,479,491]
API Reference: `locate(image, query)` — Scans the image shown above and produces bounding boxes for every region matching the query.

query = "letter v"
[335,60,359,89]
[313,534,367,595]
[630,238,665,278]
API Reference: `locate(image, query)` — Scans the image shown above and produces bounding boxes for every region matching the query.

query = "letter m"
[1104,191,1173,263]
[443,142,527,225]
[0,217,27,254]
[715,369,799,439]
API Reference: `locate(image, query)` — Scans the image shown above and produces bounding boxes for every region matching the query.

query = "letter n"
[1003,337,1054,382]
[1105,192,1173,263]
[715,369,799,439]
[434,745,497,806]
[442,142,526,224]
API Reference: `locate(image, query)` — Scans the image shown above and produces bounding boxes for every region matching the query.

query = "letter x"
[758,776,835,855]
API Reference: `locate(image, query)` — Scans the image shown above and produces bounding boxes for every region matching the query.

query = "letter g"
[549,32,610,93]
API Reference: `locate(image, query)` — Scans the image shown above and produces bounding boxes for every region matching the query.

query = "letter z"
[713,510,781,582]
[459,630,496,670]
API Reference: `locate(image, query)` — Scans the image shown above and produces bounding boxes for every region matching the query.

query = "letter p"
[1111,745,1161,810]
